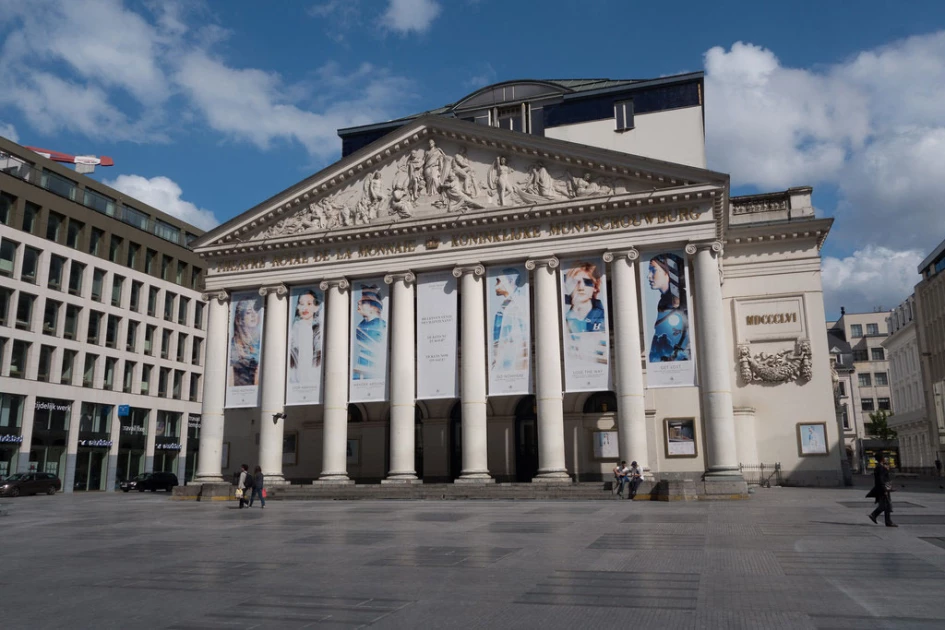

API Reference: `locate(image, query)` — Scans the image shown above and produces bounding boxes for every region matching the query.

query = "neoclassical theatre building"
[191,73,842,490]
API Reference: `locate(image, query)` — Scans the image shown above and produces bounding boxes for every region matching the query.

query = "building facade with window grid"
[0,135,207,492]
[915,237,945,473]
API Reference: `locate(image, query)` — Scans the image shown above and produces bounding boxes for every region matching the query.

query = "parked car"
[120,472,178,493]
[0,472,62,497]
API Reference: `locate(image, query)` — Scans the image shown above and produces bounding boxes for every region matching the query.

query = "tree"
[866,410,897,443]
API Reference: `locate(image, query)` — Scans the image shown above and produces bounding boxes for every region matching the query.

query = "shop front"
[30,398,71,480]
[117,407,148,484]
[154,411,182,474]
[75,403,113,491]
[0,393,26,477]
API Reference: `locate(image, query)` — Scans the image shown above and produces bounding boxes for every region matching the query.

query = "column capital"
[685,241,723,256]
[525,256,559,271]
[602,248,639,263]
[258,283,288,298]
[383,271,416,285]
[452,264,485,278]
[201,290,229,304]
[319,277,350,291]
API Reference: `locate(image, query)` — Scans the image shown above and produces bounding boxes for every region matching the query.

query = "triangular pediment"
[194,116,727,250]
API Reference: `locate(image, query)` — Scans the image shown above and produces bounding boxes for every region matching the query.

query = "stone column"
[383,272,420,483]
[687,242,740,477]
[194,291,229,483]
[604,249,648,472]
[258,284,289,485]
[452,265,493,483]
[315,278,354,484]
[526,257,570,483]
[63,403,82,494]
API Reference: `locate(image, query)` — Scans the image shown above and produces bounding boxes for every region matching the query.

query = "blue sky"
[1,0,944,318]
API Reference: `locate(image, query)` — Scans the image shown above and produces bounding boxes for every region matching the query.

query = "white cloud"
[105,174,219,231]
[0,122,17,143]
[381,0,441,34]
[821,246,923,316]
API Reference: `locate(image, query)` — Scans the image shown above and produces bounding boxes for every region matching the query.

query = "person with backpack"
[248,465,265,509]
[237,464,253,509]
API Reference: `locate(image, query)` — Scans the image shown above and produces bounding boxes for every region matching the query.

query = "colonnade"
[193,242,741,485]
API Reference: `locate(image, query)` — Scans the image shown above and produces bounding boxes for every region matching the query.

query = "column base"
[454,473,494,484]
[312,477,355,486]
[382,476,423,485]
[264,476,292,486]
[532,471,572,484]
[191,475,225,484]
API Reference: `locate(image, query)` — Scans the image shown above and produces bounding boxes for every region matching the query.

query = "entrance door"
[449,403,462,480]
[514,396,539,482]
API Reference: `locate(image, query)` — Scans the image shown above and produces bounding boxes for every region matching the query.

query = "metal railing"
[738,462,782,488]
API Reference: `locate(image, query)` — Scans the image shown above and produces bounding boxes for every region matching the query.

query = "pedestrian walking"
[249,465,265,509]
[935,458,942,478]
[237,464,252,509]
[867,457,897,527]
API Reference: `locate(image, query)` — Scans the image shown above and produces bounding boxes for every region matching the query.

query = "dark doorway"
[415,407,424,480]
[449,403,462,481]
[514,396,539,482]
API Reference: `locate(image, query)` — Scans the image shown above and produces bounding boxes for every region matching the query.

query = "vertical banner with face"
[225,291,264,408]
[416,271,459,399]
[560,258,611,392]
[349,279,390,402]
[285,286,325,405]
[640,250,695,388]
[486,264,532,395]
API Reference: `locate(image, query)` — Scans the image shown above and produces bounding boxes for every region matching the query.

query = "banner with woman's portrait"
[225,290,265,408]
[416,271,459,399]
[560,258,611,392]
[486,264,532,395]
[285,286,325,406]
[349,279,390,402]
[639,250,696,388]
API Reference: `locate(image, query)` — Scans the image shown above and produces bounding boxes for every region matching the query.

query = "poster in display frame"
[559,258,612,392]
[285,286,325,406]
[225,290,264,408]
[349,279,390,402]
[640,250,696,389]
[664,418,698,458]
[591,430,620,462]
[486,264,532,396]
[416,271,459,400]
[797,422,828,456]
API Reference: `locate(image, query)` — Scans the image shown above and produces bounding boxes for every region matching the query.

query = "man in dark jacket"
[867,458,896,527]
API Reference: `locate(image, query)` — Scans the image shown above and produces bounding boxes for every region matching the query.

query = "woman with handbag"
[237,464,251,509]
[867,458,897,527]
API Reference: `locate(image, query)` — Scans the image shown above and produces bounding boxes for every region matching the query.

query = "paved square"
[2,484,945,629]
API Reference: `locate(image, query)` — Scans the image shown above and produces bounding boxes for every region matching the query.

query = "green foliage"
[866,410,897,442]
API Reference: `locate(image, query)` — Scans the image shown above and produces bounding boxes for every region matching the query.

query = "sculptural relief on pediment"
[249,138,653,242]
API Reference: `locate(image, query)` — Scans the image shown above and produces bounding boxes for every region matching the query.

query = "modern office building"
[190,72,842,491]
[915,238,945,471]
[0,136,207,492]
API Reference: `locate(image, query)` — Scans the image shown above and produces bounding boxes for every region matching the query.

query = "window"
[109,235,122,263]
[66,218,84,249]
[189,374,200,402]
[89,227,104,255]
[837,381,846,397]
[15,293,35,330]
[91,268,106,301]
[140,364,152,394]
[154,219,180,244]
[191,337,202,365]
[194,302,204,330]
[41,169,77,200]
[177,334,187,363]
[23,202,39,234]
[161,255,172,281]
[47,254,66,290]
[10,340,29,378]
[105,315,119,348]
[0,238,16,275]
[164,292,175,321]
[37,345,54,382]
[614,99,634,131]
[123,361,135,393]
[111,275,124,307]
[867,323,880,336]
[878,397,891,411]
[46,211,64,242]
[850,324,863,337]
[130,281,142,311]
[177,261,186,285]
[858,373,872,387]
[178,297,189,325]
[21,246,39,283]
[875,372,889,386]
[127,242,140,269]
[0,191,14,224]
[161,329,172,359]
[158,367,169,397]
[61,349,76,385]
[145,248,157,274]
[852,349,868,362]
[147,287,159,316]
[841,405,850,430]
[68,262,85,295]
[861,398,875,412]
[121,204,149,230]
[144,325,155,355]
[64,305,80,340]
[88,310,104,344]
[104,357,117,390]
[495,105,526,132]
[126,320,138,352]
[191,267,202,290]
[43,299,60,335]
[83,188,116,216]
[173,370,184,399]
[0,287,10,325]
[83,353,98,387]
[871,347,884,361]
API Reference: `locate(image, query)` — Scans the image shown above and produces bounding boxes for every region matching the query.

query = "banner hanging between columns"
[639,249,696,388]
[349,278,390,402]
[285,285,325,406]
[486,264,532,395]
[416,271,458,399]
[560,257,612,392]
[225,290,264,408]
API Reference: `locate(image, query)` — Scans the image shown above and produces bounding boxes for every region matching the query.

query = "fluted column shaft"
[316,279,352,483]
[690,242,739,475]
[527,257,570,482]
[259,284,288,483]
[606,250,648,471]
[195,292,229,483]
[385,273,419,482]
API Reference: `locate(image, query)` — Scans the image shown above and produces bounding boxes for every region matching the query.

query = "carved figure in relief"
[440,171,486,212]
[406,149,424,201]
[487,156,518,206]
[738,339,813,384]
[520,162,566,202]
[450,147,480,197]
[422,139,448,197]
[567,172,610,198]
[388,180,413,219]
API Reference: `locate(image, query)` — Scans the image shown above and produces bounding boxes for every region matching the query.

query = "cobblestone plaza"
[4,483,945,629]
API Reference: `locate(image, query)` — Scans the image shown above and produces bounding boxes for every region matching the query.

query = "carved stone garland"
[737,339,812,384]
